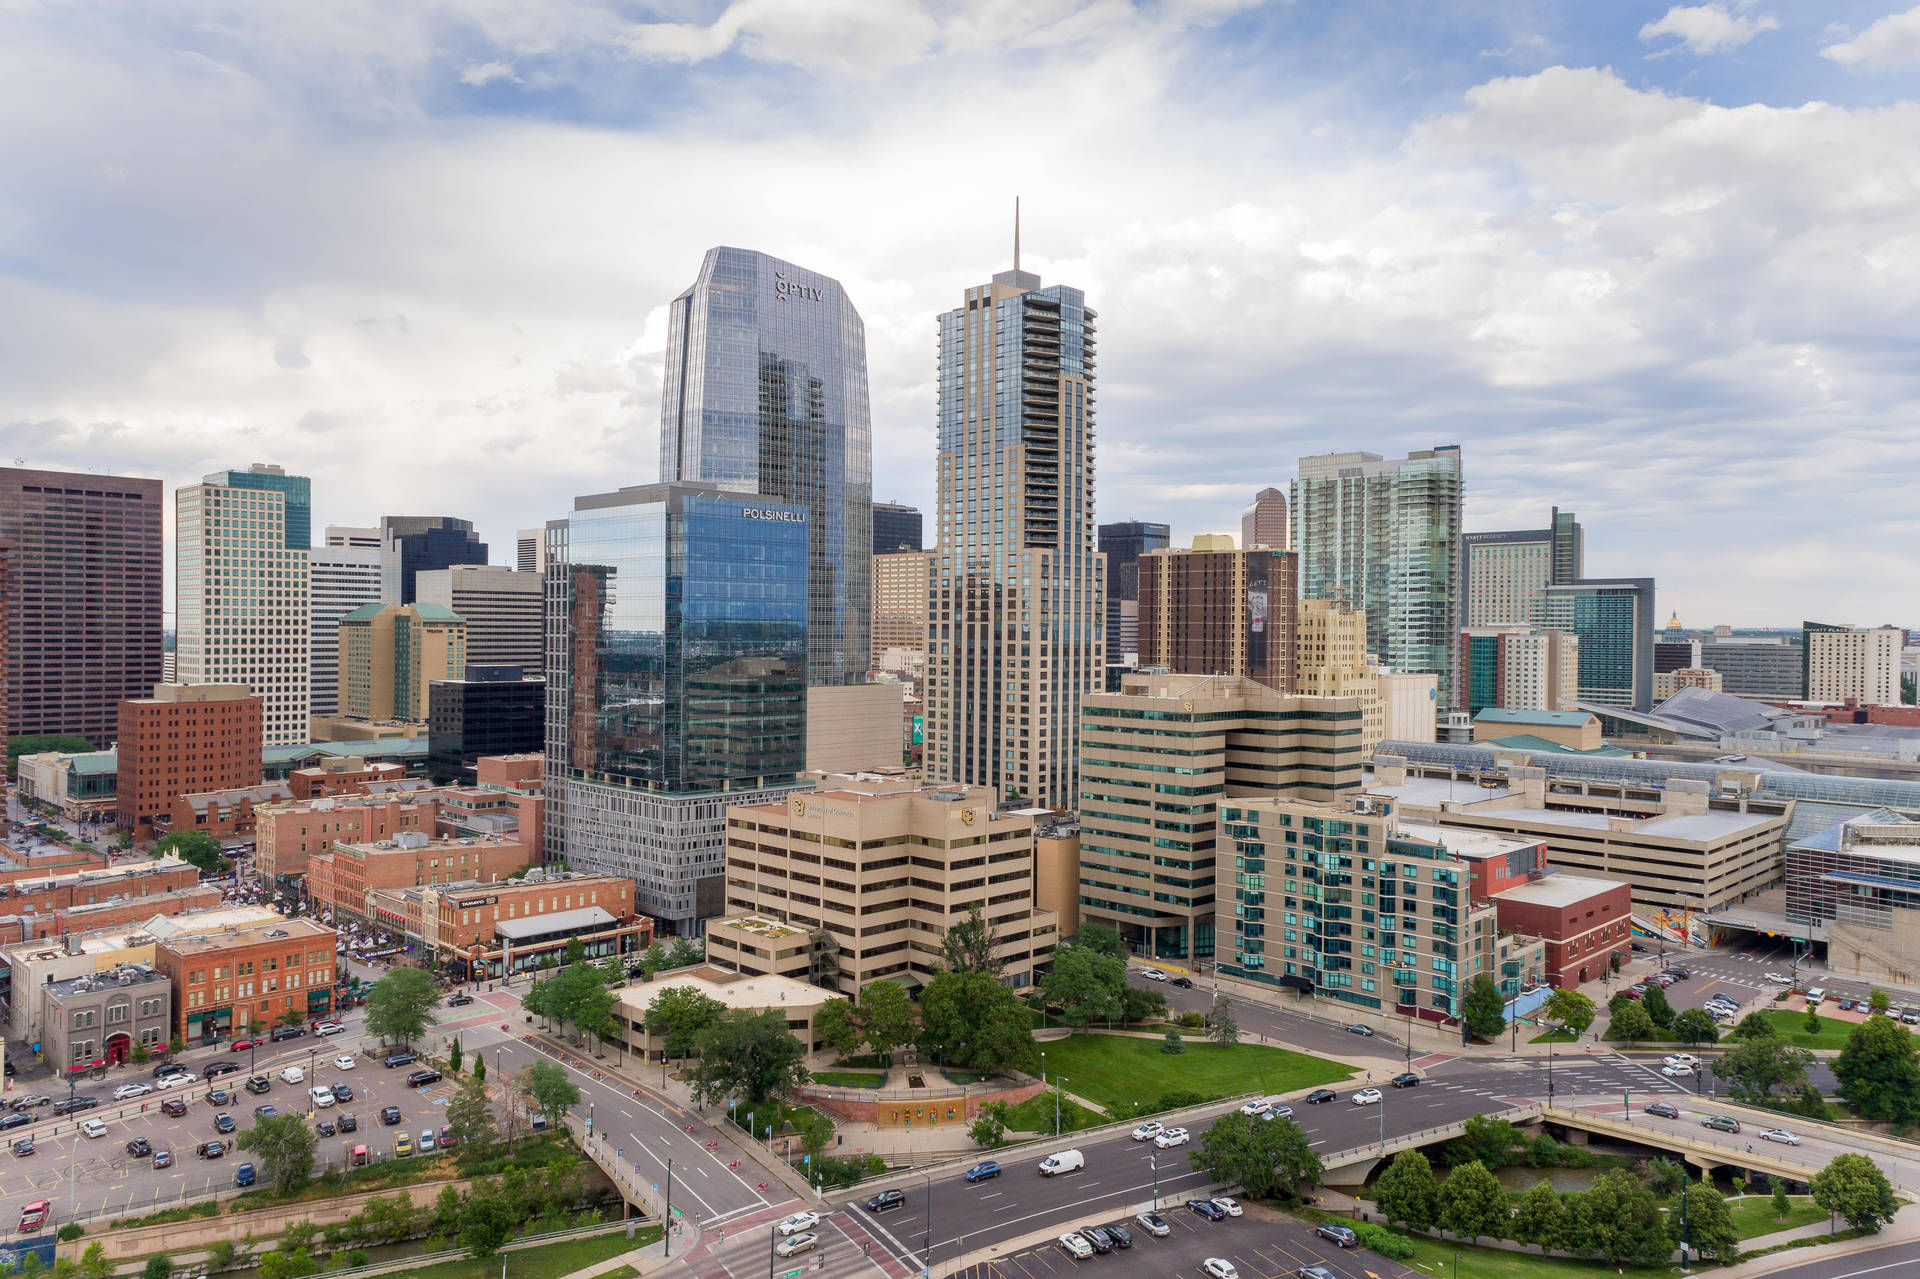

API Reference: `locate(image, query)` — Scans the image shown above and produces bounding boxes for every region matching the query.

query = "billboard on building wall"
[911,715,924,746]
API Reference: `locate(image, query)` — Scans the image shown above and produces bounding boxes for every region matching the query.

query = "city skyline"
[3,4,1917,626]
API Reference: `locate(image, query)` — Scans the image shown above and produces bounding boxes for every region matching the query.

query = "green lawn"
[1003,1089,1106,1133]
[1296,1208,1670,1279]
[1032,1033,1352,1116]
[1726,1194,1825,1240]
[1749,1009,1916,1050]
[811,1070,886,1088]
[1530,1029,1577,1044]
[401,1226,658,1279]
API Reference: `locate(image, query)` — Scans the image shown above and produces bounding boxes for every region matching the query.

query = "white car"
[1153,1126,1190,1149]
[1265,1104,1295,1120]
[1352,1088,1383,1106]
[1238,1099,1271,1117]
[1764,973,1792,984]
[112,1083,153,1101]
[1134,1211,1171,1237]
[1664,1054,1700,1068]
[332,1055,357,1071]
[279,1066,304,1085]
[1760,1128,1802,1146]
[1136,967,1167,982]
[1210,1196,1242,1218]
[1131,1121,1164,1141]
[1203,1260,1240,1279]
[80,1119,107,1139]
[776,1211,821,1236]
[774,1233,816,1259]
[1661,1064,1694,1078]
[309,1086,336,1109]
[1058,1233,1093,1260]
[314,1021,346,1037]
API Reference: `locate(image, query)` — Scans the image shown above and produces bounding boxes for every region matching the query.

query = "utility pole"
[767,1222,775,1279]
[1150,1153,1158,1213]
[664,1157,673,1258]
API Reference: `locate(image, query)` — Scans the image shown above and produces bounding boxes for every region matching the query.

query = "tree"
[1372,1149,1439,1232]
[448,1035,462,1075]
[1437,1159,1507,1244]
[154,830,228,876]
[1607,1000,1656,1043]
[521,1061,580,1123]
[204,1242,237,1274]
[1834,1013,1920,1125]
[1804,1005,1823,1036]
[939,904,1002,976]
[1444,1114,1526,1170]
[1544,988,1595,1038]
[813,998,861,1059]
[1572,1168,1670,1267]
[968,1100,1008,1149]
[1069,922,1128,960]
[665,936,704,969]
[1120,983,1168,1025]
[237,1113,317,1195]
[1511,1180,1569,1254]
[1811,1153,1898,1232]
[1644,1157,1687,1197]
[1640,983,1675,1030]
[255,1252,320,1279]
[429,1184,466,1241]
[7,734,94,779]
[643,986,725,1060]
[1161,1026,1184,1055]
[1772,1178,1791,1220]
[1607,991,1637,1020]
[1208,992,1239,1047]
[1673,1182,1739,1264]
[78,1246,109,1279]
[688,1009,811,1108]
[1043,947,1125,1030]
[141,1257,172,1279]
[1870,986,1892,1015]
[445,1072,496,1154]
[1719,1035,1815,1102]
[1671,1007,1720,1046]
[917,970,1038,1075]
[364,967,439,1047]
[1730,1011,1780,1042]
[853,979,917,1057]
[1188,1112,1321,1199]
[1461,974,1506,1043]
[459,1198,518,1259]
[472,1053,486,1083]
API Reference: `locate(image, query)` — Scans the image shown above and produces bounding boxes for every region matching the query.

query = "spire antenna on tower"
[1014,196,1021,273]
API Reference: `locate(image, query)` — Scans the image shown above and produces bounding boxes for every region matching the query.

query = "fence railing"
[1316,1104,1543,1173]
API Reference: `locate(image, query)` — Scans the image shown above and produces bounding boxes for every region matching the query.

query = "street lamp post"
[1150,1153,1159,1212]
[922,1172,934,1276]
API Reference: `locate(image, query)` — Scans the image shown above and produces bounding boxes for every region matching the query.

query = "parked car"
[279,1066,305,1085]
[338,1113,358,1133]
[1838,999,1858,1012]
[160,1098,189,1118]
[79,1119,107,1139]
[1391,1073,1420,1088]
[383,1052,416,1069]
[0,1115,31,1133]
[253,1105,277,1119]
[1057,1234,1092,1260]
[309,1087,336,1109]
[406,1069,443,1089]
[1131,1120,1164,1140]
[1134,1211,1171,1237]
[1297,1267,1340,1279]
[125,1138,151,1157]
[1105,1224,1133,1249]
[1189,1199,1226,1221]
[214,1114,236,1134]
[332,1055,357,1071]
[18,1201,50,1233]
[1315,1223,1358,1248]
[9,1138,32,1156]
[1081,1226,1113,1254]
[1210,1197,1242,1218]
[1304,1089,1337,1105]
[197,1141,225,1160]
[965,1161,1001,1183]
[332,1083,353,1102]
[1344,1023,1375,1037]
[1202,1260,1240,1279]
[317,1120,336,1138]
[1136,968,1167,982]
[206,1090,232,1107]
[380,1106,402,1126]
[234,1163,255,1187]
[1644,1102,1681,1119]
[394,1133,413,1157]
[152,1149,172,1169]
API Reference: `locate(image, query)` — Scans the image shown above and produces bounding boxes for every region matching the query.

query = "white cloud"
[1638,4,1779,55]
[1822,5,1920,69]
[458,60,519,87]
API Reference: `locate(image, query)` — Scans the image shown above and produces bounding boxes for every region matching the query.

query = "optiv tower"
[659,247,873,686]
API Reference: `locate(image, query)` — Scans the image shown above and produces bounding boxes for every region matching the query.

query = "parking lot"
[944,1202,1413,1279]
[0,1040,466,1230]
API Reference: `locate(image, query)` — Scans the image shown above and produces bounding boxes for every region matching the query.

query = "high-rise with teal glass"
[923,252,1104,809]
[659,248,871,687]
[204,463,310,550]
[1542,577,1655,711]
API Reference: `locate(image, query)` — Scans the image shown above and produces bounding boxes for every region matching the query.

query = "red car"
[229,1040,255,1053]
[18,1200,49,1233]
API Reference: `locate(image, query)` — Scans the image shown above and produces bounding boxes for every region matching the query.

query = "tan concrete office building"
[338,602,468,725]
[1137,538,1297,694]
[718,774,1058,994]
[1808,624,1902,706]
[1295,599,1384,753]
[870,552,931,673]
[1076,672,1366,960]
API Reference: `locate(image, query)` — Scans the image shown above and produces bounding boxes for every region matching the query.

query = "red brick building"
[117,684,263,837]
[170,783,294,840]
[307,831,532,924]
[255,793,439,881]
[288,759,409,800]
[0,847,109,884]
[1489,874,1633,988]
[152,917,338,1044]
[474,753,543,791]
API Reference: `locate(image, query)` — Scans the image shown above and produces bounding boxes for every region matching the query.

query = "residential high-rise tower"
[1541,577,1656,711]
[1293,447,1463,710]
[659,247,872,687]
[923,250,1103,808]
[1137,537,1294,691]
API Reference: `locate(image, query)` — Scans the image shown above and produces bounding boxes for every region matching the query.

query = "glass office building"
[544,482,809,931]
[1542,577,1655,712]
[380,516,488,605]
[659,248,871,686]
[206,464,310,550]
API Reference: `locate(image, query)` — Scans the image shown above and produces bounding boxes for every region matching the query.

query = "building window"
[106,1002,129,1024]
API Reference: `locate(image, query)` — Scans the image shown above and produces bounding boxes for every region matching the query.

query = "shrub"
[1352,1222,1417,1260]
[1157,1089,1206,1111]
[338,1251,370,1270]
[57,1225,84,1242]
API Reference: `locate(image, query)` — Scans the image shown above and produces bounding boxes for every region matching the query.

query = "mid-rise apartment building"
[1137,539,1295,693]
[1458,628,1580,716]
[1294,599,1384,753]
[717,774,1058,993]
[174,465,312,744]
[255,792,440,881]
[0,466,163,744]
[1806,623,1902,707]
[1076,672,1367,961]
[871,551,932,673]
[153,916,337,1044]
[116,684,264,837]
[310,535,384,716]
[1653,666,1723,701]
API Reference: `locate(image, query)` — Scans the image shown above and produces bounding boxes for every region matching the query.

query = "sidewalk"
[1718,1200,1920,1277]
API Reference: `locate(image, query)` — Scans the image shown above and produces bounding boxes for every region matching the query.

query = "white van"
[1038,1149,1085,1177]
[280,1065,305,1085]
[1806,988,1827,1004]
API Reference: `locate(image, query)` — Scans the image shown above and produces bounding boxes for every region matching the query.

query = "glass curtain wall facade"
[1542,578,1655,711]
[1292,448,1463,711]
[380,517,487,605]
[659,248,872,686]
[924,265,1104,809]
[1098,521,1169,666]
[207,465,311,551]
[544,483,809,931]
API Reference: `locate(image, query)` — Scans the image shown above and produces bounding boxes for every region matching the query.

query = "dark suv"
[52,1096,99,1117]
[406,1070,443,1089]
[269,1026,305,1042]
[383,1052,417,1069]
[1081,1226,1114,1254]
[864,1189,904,1214]
[203,1061,241,1080]
[1315,1224,1357,1248]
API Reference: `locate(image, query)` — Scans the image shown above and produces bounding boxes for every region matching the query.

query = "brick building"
[46,885,225,943]
[0,857,199,919]
[43,963,172,1068]
[366,872,646,977]
[255,793,440,882]
[170,783,295,840]
[1434,825,1633,988]
[288,758,409,800]
[0,847,109,883]
[475,753,543,791]
[1137,538,1297,693]
[306,831,532,925]
[117,684,264,837]
[152,917,338,1045]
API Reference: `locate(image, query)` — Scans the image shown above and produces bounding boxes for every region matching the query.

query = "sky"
[2,0,1917,628]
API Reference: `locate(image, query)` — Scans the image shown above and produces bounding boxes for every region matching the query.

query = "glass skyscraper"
[924,261,1103,809]
[544,482,809,932]
[659,247,872,686]
[205,464,310,550]
[380,516,487,604]
[1542,577,1656,711]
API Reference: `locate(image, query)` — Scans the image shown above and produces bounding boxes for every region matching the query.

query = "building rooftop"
[1473,708,1596,729]
[1493,873,1629,909]
[69,752,119,776]
[1361,774,1514,806]
[711,914,809,940]
[494,905,616,939]
[1396,821,1542,861]
[616,967,840,1019]
[1638,810,1783,840]
[147,910,323,948]
[1480,734,1632,758]
[0,855,194,896]
[178,783,295,813]
[47,962,169,998]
